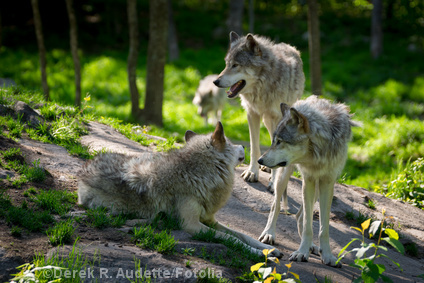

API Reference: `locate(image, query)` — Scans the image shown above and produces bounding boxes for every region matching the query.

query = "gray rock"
[0,169,14,179]
[0,78,16,88]
[13,101,45,128]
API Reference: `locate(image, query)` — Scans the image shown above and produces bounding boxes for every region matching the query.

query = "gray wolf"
[213,31,305,208]
[192,74,227,125]
[257,96,361,267]
[78,122,281,257]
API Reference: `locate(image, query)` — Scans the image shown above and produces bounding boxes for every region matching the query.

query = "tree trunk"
[167,0,179,62]
[227,0,244,35]
[127,0,141,120]
[65,0,81,108]
[371,0,383,59]
[142,0,168,126]
[31,0,49,100]
[0,9,2,50]
[249,0,254,33]
[307,0,322,96]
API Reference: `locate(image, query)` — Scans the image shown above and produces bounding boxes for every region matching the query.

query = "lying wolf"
[214,31,305,211]
[257,96,361,267]
[192,74,227,126]
[78,122,281,257]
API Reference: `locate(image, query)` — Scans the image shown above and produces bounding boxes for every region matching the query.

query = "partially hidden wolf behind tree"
[78,122,281,257]
[214,31,305,211]
[258,96,361,267]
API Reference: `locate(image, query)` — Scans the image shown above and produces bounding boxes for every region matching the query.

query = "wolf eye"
[232,64,238,68]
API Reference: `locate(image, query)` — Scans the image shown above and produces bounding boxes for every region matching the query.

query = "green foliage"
[379,158,424,209]
[337,209,405,283]
[10,226,23,237]
[84,206,129,229]
[47,219,76,246]
[132,225,177,255]
[9,240,93,283]
[238,249,300,283]
[32,189,77,215]
[0,193,54,232]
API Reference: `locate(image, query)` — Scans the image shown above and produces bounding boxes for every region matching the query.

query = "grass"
[84,206,130,229]
[0,193,54,232]
[132,225,178,255]
[32,189,77,215]
[47,219,76,246]
[9,240,94,283]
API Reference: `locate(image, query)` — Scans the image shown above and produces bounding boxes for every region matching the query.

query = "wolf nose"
[213,78,220,87]
[257,157,264,165]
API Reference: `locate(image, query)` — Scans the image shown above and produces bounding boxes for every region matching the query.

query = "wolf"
[257,96,361,267]
[192,74,227,126]
[78,122,281,257]
[213,31,305,210]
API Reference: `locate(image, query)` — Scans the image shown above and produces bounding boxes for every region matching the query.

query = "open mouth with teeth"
[226,80,246,98]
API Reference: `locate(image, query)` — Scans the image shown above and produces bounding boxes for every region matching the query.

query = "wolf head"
[258,103,310,168]
[185,121,245,166]
[213,31,266,99]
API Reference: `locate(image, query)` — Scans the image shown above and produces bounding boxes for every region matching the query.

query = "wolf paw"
[289,250,309,262]
[241,169,258,182]
[258,231,275,245]
[321,253,341,268]
[260,165,271,173]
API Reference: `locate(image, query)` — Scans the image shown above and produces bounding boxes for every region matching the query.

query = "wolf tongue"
[230,81,241,92]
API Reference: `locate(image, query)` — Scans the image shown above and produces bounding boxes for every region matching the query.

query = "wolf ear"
[289,108,310,134]
[230,31,240,43]
[185,130,197,143]
[211,121,226,150]
[246,34,262,57]
[280,103,290,116]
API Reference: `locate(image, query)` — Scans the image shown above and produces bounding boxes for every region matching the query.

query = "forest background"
[0,0,423,206]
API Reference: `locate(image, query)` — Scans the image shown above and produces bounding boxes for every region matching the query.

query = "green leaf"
[379,254,403,271]
[369,220,381,238]
[382,237,405,255]
[380,274,394,283]
[384,228,399,240]
[338,238,361,257]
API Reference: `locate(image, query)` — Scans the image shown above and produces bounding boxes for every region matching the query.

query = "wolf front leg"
[290,176,315,262]
[318,178,341,267]
[259,166,292,244]
[241,110,261,182]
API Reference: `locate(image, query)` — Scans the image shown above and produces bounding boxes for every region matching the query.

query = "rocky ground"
[1,118,424,282]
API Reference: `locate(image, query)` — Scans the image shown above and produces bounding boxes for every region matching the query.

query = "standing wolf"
[78,122,281,257]
[214,32,305,207]
[257,96,361,267]
[192,74,227,126]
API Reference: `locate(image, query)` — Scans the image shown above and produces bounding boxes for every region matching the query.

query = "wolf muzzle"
[257,157,287,168]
